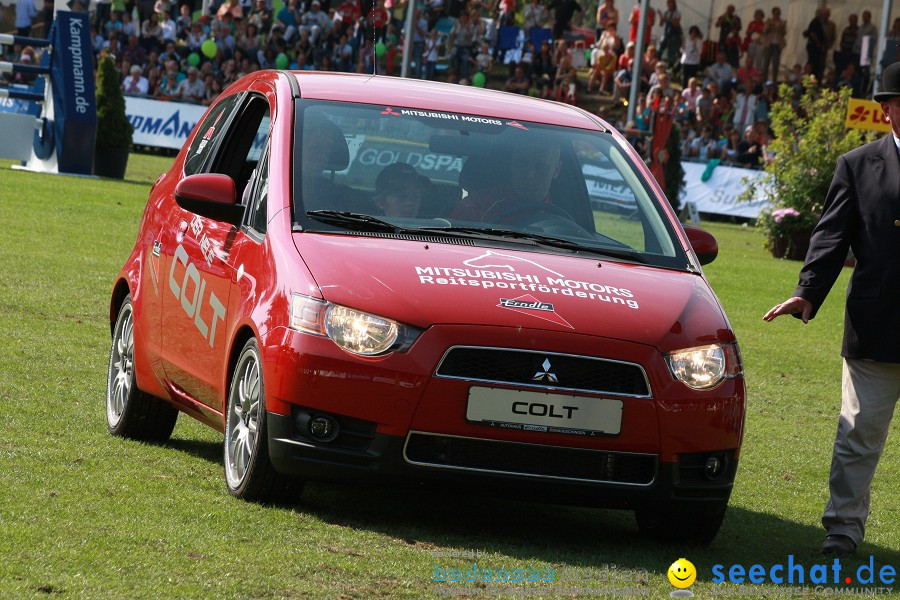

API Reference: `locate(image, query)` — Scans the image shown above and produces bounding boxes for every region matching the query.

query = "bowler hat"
[874,62,900,101]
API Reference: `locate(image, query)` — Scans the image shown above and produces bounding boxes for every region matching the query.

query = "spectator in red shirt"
[629,2,655,44]
[335,0,361,36]
[743,9,765,69]
[736,53,761,87]
[367,0,389,42]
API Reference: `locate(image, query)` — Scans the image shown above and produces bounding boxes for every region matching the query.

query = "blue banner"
[50,11,96,175]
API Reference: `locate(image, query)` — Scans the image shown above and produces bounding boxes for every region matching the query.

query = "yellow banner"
[845,98,892,132]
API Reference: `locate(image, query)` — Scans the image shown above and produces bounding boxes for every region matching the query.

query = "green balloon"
[472,71,486,87]
[187,52,200,67]
[275,52,289,69]
[201,39,217,58]
[375,42,386,57]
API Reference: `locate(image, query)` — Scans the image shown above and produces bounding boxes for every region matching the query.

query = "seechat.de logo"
[711,555,897,586]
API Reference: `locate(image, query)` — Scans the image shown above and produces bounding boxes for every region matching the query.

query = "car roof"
[288,72,608,131]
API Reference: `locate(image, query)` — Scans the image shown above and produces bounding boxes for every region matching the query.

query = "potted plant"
[741,78,871,259]
[94,55,133,179]
[758,207,820,260]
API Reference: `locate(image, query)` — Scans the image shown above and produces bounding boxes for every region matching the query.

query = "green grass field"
[0,155,897,599]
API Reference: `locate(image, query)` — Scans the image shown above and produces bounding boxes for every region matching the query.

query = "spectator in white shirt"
[175,66,206,102]
[705,50,734,93]
[159,8,178,42]
[123,64,150,96]
[732,82,758,133]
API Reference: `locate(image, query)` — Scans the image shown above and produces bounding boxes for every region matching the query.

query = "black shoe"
[821,534,857,555]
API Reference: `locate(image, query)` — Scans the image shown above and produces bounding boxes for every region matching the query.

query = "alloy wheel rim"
[107,305,134,428]
[225,350,260,488]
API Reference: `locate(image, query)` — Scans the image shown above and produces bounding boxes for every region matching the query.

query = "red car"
[107,72,744,542]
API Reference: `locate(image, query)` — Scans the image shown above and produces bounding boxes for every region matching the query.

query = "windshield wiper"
[305,210,404,233]
[422,227,647,263]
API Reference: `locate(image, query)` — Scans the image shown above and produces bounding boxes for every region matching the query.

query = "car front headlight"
[665,343,742,390]
[290,294,418,356]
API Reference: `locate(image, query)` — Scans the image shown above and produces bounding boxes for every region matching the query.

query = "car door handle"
[176,220,188,242]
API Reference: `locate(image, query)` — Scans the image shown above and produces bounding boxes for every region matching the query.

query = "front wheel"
[106,295,178,442]
[635,504,727,545]
[224,338,300,502]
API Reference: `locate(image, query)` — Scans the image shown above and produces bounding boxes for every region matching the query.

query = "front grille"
[404,432,656,485]
[436,347,650,397]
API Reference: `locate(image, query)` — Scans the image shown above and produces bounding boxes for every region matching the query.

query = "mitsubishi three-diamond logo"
[533,358,558,383]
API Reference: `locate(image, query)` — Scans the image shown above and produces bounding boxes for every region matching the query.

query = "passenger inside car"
[373,162,430,218]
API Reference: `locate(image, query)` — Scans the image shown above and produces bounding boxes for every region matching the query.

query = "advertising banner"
[679,162,771,219]
[50,10,96,174]
[125,96,208,150]
[845,98,891,133]
[0,96,41,116]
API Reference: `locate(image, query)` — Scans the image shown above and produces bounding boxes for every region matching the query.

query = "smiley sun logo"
[668,558,696,597]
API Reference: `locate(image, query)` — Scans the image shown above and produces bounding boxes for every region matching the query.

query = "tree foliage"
[664,122,684,213]
[95,55,133,150]
[741,78,871,253]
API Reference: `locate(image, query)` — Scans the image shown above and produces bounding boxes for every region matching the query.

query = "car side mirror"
[175,174,245,226]
[683,225,718,265]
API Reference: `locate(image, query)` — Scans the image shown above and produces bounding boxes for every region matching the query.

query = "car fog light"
[705,454,724,480]
[309,416,336,440]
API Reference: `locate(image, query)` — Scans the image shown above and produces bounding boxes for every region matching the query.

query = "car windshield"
[293,100,688,269]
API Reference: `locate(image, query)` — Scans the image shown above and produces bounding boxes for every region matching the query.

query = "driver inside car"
[450,142,569,223]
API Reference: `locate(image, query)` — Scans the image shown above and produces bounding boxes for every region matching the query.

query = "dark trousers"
[681,63,700,85]
[833,50,859,79]
[808,45,825,81]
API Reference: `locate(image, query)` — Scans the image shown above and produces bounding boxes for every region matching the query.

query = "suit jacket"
[794,134,900,363]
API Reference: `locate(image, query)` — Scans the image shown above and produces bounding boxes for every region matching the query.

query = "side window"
[246,144,269,234]
[207,94,271,202]
[184,93,242,176]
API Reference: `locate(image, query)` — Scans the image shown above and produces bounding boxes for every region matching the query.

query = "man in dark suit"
[805,9,827,82]
[764,62,900,556]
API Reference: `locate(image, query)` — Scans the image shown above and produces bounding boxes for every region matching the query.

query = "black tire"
[224,338,300,502]
[106,295,178,442]
[635,504,727,545]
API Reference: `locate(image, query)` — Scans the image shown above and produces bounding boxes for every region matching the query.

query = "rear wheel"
[224,338,300,502]
[106,295,178,442]
[635,504,727,545]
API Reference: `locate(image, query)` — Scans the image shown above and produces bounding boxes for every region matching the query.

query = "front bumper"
[268,407,738,511]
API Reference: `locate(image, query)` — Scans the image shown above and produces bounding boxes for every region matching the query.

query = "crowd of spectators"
[591,2,900,169]
[5,0,900,170]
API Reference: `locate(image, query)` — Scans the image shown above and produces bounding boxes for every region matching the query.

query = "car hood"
[293,234,732,351]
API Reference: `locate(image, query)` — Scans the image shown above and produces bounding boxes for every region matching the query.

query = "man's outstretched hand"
[763,296,813,324]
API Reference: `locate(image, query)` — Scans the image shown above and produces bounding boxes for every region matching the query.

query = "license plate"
[466,386,623,436]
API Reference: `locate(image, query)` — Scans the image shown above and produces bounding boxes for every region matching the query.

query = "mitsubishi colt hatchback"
[107,72,745,543]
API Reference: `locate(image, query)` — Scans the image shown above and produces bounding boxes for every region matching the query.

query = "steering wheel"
[492,202,592,237]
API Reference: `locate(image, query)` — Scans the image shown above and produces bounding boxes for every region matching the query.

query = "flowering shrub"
[758,206,820,259]
[771,207,800,222]
[740,78,872,258]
